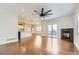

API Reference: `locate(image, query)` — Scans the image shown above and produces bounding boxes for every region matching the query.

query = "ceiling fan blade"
[41,8,44,14]
[45,13,53,15]
[34,10,40,14]
[44,10,52,14]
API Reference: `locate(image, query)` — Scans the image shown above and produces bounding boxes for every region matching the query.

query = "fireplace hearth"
[61,28,73,42]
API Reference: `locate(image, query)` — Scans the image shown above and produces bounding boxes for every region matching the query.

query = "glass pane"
[48,25,52,35]
[52,24,57,37]
[37,25,41,31]
[78,16,79,32]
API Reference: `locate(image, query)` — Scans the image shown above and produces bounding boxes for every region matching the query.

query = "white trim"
[0,39,18,45]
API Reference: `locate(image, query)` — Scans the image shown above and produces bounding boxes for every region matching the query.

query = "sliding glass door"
[48,24,57,38]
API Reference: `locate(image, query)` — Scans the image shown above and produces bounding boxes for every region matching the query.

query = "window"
[78,15,79,32]
[37,25,41,31]
[48,24,57,37]
[48,25,52,35]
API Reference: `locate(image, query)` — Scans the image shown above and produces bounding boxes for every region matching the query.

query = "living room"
[0,3,79,55]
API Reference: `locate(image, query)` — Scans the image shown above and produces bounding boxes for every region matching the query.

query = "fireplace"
[61,28,73,42]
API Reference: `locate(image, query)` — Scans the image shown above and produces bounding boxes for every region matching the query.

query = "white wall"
[46,15,74,38]
[0,9,32,45]
[74,6,79,50]
[0,9,18,45]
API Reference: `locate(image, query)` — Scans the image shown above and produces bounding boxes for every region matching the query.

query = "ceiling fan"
[33,8,53,18]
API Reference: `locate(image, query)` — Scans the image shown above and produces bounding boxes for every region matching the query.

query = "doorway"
[48,24,57,38]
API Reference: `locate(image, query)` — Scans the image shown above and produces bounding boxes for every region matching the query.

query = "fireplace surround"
[61,28,73,42]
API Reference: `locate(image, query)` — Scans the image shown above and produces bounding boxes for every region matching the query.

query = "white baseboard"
[0,39,18,45]
[0,32,32,45]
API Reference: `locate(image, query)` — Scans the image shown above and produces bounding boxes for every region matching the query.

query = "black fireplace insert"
[61,28,73,42]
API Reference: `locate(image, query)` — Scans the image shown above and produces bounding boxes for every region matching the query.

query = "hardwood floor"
[0,34,79,55]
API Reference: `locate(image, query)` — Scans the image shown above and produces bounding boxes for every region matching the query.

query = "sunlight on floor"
[47,37,59,54]
[52,38,59,54]
[47,37,52,51]
[20,46,27,53]
[34,35,42,47]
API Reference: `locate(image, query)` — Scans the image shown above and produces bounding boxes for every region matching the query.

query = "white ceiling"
[0,3,78,20]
